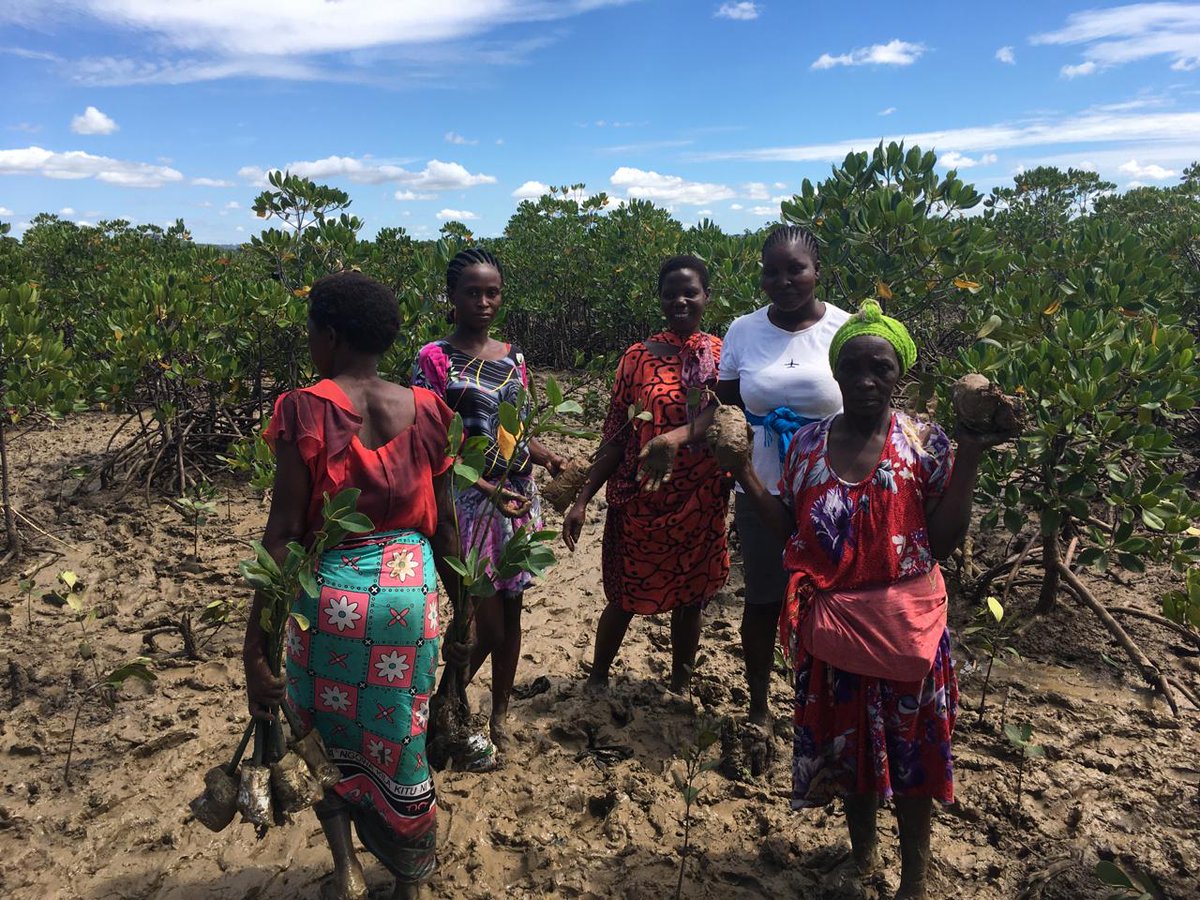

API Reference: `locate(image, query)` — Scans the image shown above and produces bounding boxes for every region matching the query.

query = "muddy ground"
[0,411,1197,899]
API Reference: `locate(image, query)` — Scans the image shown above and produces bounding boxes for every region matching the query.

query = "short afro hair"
[308,271,400,355]
[657,254,710,293]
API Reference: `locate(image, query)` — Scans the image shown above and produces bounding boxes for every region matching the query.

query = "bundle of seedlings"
[189,488,369,836]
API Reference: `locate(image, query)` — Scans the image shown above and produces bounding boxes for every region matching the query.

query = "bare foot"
[668,665,693,694]
[390,880,420,900]
[489,715,512,752]
[320,867,367,900]
[584,674,610,696]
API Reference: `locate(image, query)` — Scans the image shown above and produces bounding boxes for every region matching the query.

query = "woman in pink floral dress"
[733,301,1009,899]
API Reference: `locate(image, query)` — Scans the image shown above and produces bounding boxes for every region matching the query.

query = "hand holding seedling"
[483,481,533,518]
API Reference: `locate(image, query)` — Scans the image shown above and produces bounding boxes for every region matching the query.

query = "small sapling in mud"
[963,595,1021,723]
[1003,722,1044,822]
[672,714,724,900]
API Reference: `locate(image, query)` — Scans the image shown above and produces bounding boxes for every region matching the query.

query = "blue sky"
[2,1,1198,243]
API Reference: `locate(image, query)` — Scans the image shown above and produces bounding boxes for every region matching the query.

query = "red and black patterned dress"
[600,331,730,614]
[778,412,959,808]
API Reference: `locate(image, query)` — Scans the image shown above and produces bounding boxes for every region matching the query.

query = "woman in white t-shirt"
[716,225,850,738]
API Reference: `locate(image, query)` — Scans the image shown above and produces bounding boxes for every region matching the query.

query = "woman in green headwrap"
[732,301,1009,899]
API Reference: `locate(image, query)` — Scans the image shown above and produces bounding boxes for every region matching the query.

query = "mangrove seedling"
[963,595,1021,722]
[1095,860,1156,900]
[671,715,724,900]
[1003,722,1044,822]
[64,657,156,786]
[175,483,220,559]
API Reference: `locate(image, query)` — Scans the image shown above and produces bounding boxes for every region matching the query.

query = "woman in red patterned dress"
[732,301,1008,898]
[563,255,730,693]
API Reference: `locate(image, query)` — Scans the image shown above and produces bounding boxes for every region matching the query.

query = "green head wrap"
[828,300,917,374]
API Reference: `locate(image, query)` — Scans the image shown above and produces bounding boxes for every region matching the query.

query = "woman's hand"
[563,499,588,551]
[244,651,287,722]
[483,481,532,518]
[953,424,1015,451]
[543,453,567,477]
[637,432,682,492]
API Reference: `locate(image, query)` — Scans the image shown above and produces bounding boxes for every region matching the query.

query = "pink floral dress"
[778,412,958,808]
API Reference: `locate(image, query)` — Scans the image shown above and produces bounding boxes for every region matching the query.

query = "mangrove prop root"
[1107,607,1200,649]
[1056,563,1179,717]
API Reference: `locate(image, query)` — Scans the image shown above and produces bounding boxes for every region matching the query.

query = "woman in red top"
[564,255,730,693]
[243,272,461,900]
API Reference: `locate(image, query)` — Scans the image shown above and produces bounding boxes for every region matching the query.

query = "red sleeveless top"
[265,379,455,540]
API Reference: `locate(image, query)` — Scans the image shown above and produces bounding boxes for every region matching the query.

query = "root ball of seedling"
[270,750,325,815]
[236,763,274,827]
[707,405,751,470]
[290,729,340,789]
[190,765,240,832]
[542,456,591,514]
[951,374,1024,437]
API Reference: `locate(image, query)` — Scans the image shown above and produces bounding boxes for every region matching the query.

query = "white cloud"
[60,206,75,215]
[444,131,477,145]
[879,106,897,116]
[512,180,551,200]
[812,39,924,70]
[715,2,760,21]
[750,205,777,216]
[1118,159,1175,179]
[698,209,713,216]
[609,167,737,205]
[225,200,240,209]
[238,157,495,192]
[691,110,1200,170]
[191,176,234,187]
[1033,4,1200,75]
[729,203,744,210]
[70,105,118,135]
[0,207,12,216]
[495,138,505,145]
[1061,61,1097,78]
[1126,180,1145,189]
[742,181,770,200]
[6,1,635,61]
[198,200,213,208]
[0,145,183,187]
[939,151,998,168]
[393,189,436,201]
[436,208,479,220]
[995,46,1015,64]
[9,122,40,134]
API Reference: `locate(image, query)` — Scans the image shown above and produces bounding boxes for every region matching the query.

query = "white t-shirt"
[719,303,851,494]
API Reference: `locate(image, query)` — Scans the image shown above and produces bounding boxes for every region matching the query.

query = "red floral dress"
[778,412,958,807]
[600,331,730,614]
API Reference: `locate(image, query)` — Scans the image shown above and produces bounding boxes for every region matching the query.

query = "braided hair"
[657,254,710,293]
[761,224,820,263]
[446,247,504,296]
